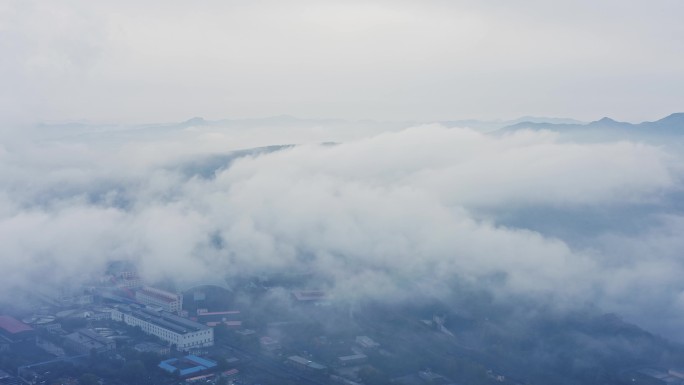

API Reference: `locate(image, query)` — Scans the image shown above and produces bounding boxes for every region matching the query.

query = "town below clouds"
[2,115,684,341]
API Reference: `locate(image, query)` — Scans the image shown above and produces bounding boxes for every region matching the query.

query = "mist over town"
[2,1,684,385]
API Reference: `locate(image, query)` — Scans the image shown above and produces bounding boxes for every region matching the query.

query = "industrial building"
[135,286,183,313]
[111,306,213,351]
[64,329,116,354]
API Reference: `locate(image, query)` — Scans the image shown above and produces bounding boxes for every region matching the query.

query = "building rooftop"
[0,315,34,334]
[291,290,328,301]
[118,306,208,334]
[339,354,368,361]
[137,287,179,303]
[197,310,240,316]
[65,329,113,350]
[159,355,217,377]
[287,355,327,370]
[133,342,168,353]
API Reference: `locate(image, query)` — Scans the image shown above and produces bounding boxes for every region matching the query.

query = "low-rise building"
[111,306,213,351]
[355,336,380,349]
[260,336,281,352]
[64,329,115,354]
[134,342,171,355]
[338,354,367,366]
[158,355,217,377]
[291,290,328,304]
[0,316,35,344]
[287,356,327,372]
[135,287,183,313]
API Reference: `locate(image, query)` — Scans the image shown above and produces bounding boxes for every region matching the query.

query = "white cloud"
[1,122,682,339]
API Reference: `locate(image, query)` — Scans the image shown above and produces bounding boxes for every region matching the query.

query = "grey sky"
[1,0,683,124]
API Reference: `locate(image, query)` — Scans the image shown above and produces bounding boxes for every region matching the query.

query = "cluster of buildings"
[1,267,395,385]
[96,270,214,352]
[1,274,213,358]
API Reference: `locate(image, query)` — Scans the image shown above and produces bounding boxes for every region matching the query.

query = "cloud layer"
[2,121,684,339]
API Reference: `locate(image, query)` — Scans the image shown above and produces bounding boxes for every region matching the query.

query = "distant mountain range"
[499,113,684,135]
[36,113,684,139]
[175,113,684,135]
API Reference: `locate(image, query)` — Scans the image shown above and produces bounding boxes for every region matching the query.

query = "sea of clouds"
[1,119,684,339]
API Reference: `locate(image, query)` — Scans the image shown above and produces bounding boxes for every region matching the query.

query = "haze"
[1,0,683,124]
[3,4,684,383]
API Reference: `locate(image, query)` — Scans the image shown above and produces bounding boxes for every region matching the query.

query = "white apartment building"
[135,286,183,313]
[111,306,213,351]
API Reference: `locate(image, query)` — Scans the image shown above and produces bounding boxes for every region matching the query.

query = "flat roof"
[287,355,327,370]
[0,315,34,334]
[288,355,312,365]
[120,307,209,334]
[137,288,179,303]
[65,329,112,349]
[198,310,240,316]
[339,354,367,361]
[292,290,328,301]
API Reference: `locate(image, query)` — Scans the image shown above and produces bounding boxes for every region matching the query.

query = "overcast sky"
[1,0,683,124]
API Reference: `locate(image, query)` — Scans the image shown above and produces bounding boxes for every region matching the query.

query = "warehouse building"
[111,306,213,351]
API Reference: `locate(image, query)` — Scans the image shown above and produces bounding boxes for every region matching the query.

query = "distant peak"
[658,112,684,122]
[596,117,616,123]
[183,117,208,126]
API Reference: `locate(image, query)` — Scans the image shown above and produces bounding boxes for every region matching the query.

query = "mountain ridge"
[500,112,684,134]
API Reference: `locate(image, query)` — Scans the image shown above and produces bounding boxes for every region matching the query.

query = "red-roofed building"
[0,315,35,343]
[135,286,183,313]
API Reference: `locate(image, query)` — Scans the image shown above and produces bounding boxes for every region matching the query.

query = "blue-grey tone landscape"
[1,2,684,385]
